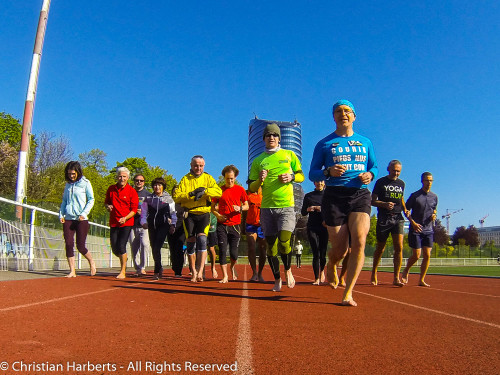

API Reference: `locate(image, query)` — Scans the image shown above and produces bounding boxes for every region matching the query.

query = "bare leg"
[66,256,77,278]
[419,247,432,287]
[230,258,238,280]
[326,225,350,290]
[339,252,349,287]
[392,233,404,286]
[401,248,421,284]
[208,246,218,279]
[219,264,229,283]
[116,253,127,279]
[83,252,96,276]
[247,233,258,281]
[341,212,370,306]
[196,250,207,282]
[188,253,196,282]
[371,242,386,285]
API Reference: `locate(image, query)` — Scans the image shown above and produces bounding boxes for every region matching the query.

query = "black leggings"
[110,226,132,256]
[167,226,186,276]
[148,224,170,274]
[217,224,240,265]
[307,226,329,280]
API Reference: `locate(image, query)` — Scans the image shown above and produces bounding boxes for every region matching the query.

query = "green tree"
[433,219,449,246]
[114,157,177,193]
[0,112,22,148]
[0,141,18,198]
[366,215,378,248]
[79,149,108,174]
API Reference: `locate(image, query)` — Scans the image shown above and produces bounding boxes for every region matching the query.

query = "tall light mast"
[15,0,51,220]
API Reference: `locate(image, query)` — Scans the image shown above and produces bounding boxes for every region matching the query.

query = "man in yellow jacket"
[174,155,222,282]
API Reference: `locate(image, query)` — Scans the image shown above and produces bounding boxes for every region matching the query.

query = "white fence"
[0,196,170,272]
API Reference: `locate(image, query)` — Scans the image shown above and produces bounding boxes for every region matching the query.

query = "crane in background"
[479,214,489,228]
[442,208,463,235]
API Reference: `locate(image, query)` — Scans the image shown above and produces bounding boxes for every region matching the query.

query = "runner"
[371,160,410,286]
[128,174,150,276]
[140,177,177,280]
[309,100,378,306]
[401,172,438,287]
[295,240,303,268]
[173,155,222,282]
[245,187,267,282]
[301,181,328,285]
[212,165,248,283]
[248,123,304,292]
[59,161,96,278]
[105,167,139,279]
[207,212,219,279]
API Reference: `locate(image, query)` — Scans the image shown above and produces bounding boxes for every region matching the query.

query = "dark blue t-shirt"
[406,189,438,233]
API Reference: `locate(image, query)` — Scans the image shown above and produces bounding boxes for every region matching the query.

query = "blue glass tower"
[247,117,304,211]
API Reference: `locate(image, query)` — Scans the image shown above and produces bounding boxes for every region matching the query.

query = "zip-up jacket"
[140,192,177,230]
[173,172,222,215]
[59,176,94,220]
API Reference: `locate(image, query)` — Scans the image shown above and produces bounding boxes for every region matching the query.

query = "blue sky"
[1,1,499,233]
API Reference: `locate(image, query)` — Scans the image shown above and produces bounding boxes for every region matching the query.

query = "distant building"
[248,117,304,212]
[477,226,500,246]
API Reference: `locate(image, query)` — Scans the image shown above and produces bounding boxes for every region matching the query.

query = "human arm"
[80,179,95,220]
[140,199,149,228]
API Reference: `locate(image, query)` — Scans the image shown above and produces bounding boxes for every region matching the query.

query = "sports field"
[1,265,499,375]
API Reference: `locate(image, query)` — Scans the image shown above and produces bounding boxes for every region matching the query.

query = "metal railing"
[0,196,169,272]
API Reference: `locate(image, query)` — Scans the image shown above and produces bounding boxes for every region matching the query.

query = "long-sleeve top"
[59,176,94,220]
[309,131,378,188]
[140,192,177,230]
[173,172,222,215]
[301,189,324,228]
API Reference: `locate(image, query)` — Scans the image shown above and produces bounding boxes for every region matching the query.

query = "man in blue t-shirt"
[371,160,410,286]
[309,99,378,306]
[401,172,438,287]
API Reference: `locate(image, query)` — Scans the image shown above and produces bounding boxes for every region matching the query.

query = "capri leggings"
[216,224,240,265]
[63,220,90,257]
[110,226,132,256]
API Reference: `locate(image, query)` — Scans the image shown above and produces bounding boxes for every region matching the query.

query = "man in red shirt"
[105,167,139,279]
[212,165,249,283]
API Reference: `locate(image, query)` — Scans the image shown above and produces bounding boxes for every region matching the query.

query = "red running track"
[0,265,499,374]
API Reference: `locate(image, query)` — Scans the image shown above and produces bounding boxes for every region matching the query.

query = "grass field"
[369,265,500,277]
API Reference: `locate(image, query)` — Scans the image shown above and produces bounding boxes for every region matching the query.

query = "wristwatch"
[323,167,330,178]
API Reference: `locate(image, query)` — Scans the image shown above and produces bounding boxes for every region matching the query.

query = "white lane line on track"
[0,280,155,313]
[234,266,254,375]
[293,274,500,329]
[413,287,499,298]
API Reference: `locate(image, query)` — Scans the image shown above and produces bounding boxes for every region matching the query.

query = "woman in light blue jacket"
[59,161,96,277]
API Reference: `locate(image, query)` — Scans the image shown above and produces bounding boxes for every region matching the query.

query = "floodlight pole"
[15,0,51,220]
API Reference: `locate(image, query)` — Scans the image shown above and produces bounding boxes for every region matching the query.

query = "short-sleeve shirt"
[214,185,248,226]
[246,192,262,226]
[406,189,438,234]
[249,149,302,208]
[372,176,405,219]
[105,183,139,227]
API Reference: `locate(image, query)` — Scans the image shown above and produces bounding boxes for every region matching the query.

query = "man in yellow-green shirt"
[248,123,304,292]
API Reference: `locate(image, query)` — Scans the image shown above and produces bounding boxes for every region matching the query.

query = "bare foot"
[286,270,295,288]
[65,272,76,278]
[272,279,282,292]
[320,270,326,283]
[341,299,358,307]
[250,274,259,282]
[90,262,97,276]
[258,274,265,282]
[401,272,408,285]
[371,273,378,286]
[218,277,228,284]
[419,280,430,287]
[393,279,404,287]
[197,277,203,282]
[116,273,126,279]
[312,279,320,285]
[339,278,346,288]
[140,269,147,275]
[190,272,197,282]
[212,268,218,279]
[326,262,339,289]
[231,266,238,280]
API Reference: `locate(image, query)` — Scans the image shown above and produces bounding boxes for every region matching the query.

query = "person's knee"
[196,235,207,252]
[186,241,196,255]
